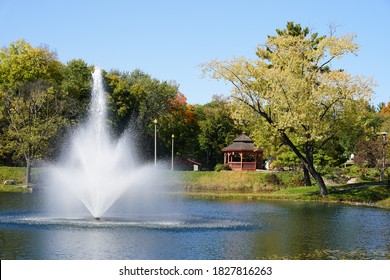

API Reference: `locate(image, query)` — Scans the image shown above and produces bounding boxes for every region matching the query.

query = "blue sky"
[1,0,389,105]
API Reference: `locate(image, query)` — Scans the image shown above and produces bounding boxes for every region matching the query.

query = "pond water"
[0,191,389,260]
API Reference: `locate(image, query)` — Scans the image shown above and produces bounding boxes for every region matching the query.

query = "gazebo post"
[255,153,258,170]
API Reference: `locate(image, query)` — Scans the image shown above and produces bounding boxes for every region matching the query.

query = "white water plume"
[47,67,157,219]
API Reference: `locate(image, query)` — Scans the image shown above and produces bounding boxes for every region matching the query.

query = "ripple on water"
[0,214,259,231]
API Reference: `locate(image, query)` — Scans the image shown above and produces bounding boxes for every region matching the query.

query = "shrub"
[285,172,305,187]
[214,163,231,172]
[264,173,281,185]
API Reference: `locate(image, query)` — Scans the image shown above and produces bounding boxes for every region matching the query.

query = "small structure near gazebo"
[222,133,264,171]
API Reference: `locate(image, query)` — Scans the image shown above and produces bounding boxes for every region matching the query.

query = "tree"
[105,69,148,135]
[157,92,200,161]
[105,69,190,161]
[61,59,93,125]
[379,101,390,116]
[203,22,375,195]
[197,96,241,170]
[0,40,65,184]
[354,139,381,169]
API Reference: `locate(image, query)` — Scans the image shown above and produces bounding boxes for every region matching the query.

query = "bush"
[342,166,381,181]
[285,172,305,187]
[263,172,304,188]
[214,163,231,172]
[264,173,281,185]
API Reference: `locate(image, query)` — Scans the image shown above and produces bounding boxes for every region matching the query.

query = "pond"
[0,191,389,259]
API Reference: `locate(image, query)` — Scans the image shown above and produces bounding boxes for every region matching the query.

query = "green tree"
[339,104,383,157]
[203,22,375,195]
[61,59,93,125]
[272,148,301,170]
[197,96,241,170]
[105,69,188,161]
[0,40,65,184]
[105,69,147,135]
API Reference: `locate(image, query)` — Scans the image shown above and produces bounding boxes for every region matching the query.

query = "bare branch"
[327,21,342,37]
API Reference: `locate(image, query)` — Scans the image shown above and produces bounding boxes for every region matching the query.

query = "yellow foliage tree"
[203,22,375,195]
[0,40,65,184]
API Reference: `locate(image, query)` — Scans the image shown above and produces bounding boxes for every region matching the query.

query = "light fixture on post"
[171,134,175,170]
[154,119,158,168]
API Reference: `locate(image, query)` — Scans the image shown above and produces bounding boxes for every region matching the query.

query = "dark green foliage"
[61,59,93,124]
[105,69,200,162]
[197,96,241,170]
[314,140,348,170]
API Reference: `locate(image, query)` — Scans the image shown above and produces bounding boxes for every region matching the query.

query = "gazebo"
[222,133,264,171]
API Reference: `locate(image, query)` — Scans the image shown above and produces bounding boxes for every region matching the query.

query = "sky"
[1,0,389,105]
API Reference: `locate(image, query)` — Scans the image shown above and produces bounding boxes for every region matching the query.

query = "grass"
[175,171,390,209]
[176,170,304,191]
[0,166,26,185]
[0,166,35,192]
[0,184,31,192]
[377,198,390,208]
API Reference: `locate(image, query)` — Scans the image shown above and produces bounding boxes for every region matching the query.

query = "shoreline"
[1,167,389,209]
[173,171,390,209]
[2,186,387,210]
[180,191,388,209]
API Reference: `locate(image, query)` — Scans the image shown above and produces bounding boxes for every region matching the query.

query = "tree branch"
[319,97,343,120]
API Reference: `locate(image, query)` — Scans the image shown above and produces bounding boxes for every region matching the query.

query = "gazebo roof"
[222,133,263,153]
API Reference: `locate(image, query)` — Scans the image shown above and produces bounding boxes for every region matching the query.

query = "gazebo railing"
[228,162,256,171]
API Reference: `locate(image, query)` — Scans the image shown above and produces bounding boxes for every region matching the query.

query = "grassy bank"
[176,170,304,191]
[174,171,390,209]
[0,166,35,192]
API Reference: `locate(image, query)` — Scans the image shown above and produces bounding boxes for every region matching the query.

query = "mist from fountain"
[47,67,154,219]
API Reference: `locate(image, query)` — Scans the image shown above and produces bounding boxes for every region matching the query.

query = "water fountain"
[39,66,253,231]
[47,67,150,219]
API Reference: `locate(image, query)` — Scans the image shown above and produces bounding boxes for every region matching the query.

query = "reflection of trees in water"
[265,249,388,260]
[251,202,390,259]
[0,230,41,259]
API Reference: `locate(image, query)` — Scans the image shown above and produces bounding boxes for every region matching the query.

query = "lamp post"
[380,132,388,181]
[171,134,175,170]
[154,119,157,168]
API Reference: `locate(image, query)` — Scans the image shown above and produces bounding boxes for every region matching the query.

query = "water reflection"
[250,202,390,259]
[0,193,389,259]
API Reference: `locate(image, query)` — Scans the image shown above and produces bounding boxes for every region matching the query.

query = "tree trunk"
[303,164,312,186]
[280,132,328,195]
[314,174,328,195]
[306,161,328,195]
[26,158,31,186]
[304,141,328,196]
